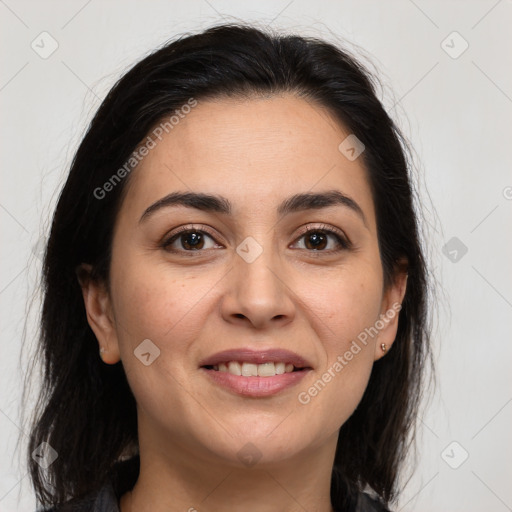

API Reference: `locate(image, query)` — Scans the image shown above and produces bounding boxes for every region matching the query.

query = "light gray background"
[1,1,511,511]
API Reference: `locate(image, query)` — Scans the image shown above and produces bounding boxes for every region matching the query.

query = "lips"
[199,349,313,397]
[198,348,312,370]
[201,366,310,396]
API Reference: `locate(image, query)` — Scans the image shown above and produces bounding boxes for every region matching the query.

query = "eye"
[161,226,222,253]
[161,224,351,255]
[291,224,351,252]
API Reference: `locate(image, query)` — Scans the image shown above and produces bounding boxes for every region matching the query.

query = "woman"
[26,22,432,512]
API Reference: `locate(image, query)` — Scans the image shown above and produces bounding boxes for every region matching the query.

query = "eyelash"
[161,224,352,255]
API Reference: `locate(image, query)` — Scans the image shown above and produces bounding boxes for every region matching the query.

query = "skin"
[80,94,407,512]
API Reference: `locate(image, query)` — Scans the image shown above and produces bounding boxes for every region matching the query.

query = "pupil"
[183,232,203,250]
[307,232,326,250]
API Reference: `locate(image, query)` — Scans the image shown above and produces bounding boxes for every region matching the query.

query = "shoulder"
[35,481,119,512]
[35,455,139,512]
[330,470,392,512]
[354,491,393,512]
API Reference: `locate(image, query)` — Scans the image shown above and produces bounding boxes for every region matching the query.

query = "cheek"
[304,262,383,349]
[294,266,382,429]
[325,272,383,382]
[108,257,213,422]
[109,255,214,345]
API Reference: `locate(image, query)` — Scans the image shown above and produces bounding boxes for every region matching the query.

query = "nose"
[220,242,296,330]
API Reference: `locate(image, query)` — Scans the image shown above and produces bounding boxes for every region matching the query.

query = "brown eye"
[178,231,205,250]
[292,226,351,252]
[162,229,220,253]
[303,231,328,250]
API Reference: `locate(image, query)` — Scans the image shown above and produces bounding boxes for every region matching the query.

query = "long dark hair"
[23,22,432,509]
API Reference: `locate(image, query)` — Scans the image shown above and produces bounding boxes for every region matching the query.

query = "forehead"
[122,94,376,225]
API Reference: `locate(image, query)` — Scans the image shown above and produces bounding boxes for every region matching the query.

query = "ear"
[76,264,121,364]
[374,261,408,361]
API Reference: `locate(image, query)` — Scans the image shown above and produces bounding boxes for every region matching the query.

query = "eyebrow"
[139,190,366,225]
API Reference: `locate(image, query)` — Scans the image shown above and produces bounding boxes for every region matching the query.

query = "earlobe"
[76,264,121,364]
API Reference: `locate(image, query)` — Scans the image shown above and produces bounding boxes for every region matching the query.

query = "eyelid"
[161,224,222,248]
[292,223,352,250]
[161,223,352,253]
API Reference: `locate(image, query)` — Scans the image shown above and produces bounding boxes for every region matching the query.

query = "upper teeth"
[213,361,296,377]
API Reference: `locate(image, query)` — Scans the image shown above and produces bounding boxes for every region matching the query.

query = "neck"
[119,431,339,512]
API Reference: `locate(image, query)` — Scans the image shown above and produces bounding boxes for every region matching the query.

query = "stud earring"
[381,343,387,353]
[99,346,107,360]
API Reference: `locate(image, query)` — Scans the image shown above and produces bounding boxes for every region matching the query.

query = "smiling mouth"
[202,361,308,377]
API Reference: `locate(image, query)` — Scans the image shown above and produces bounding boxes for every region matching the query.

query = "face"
[81,94,406,468]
